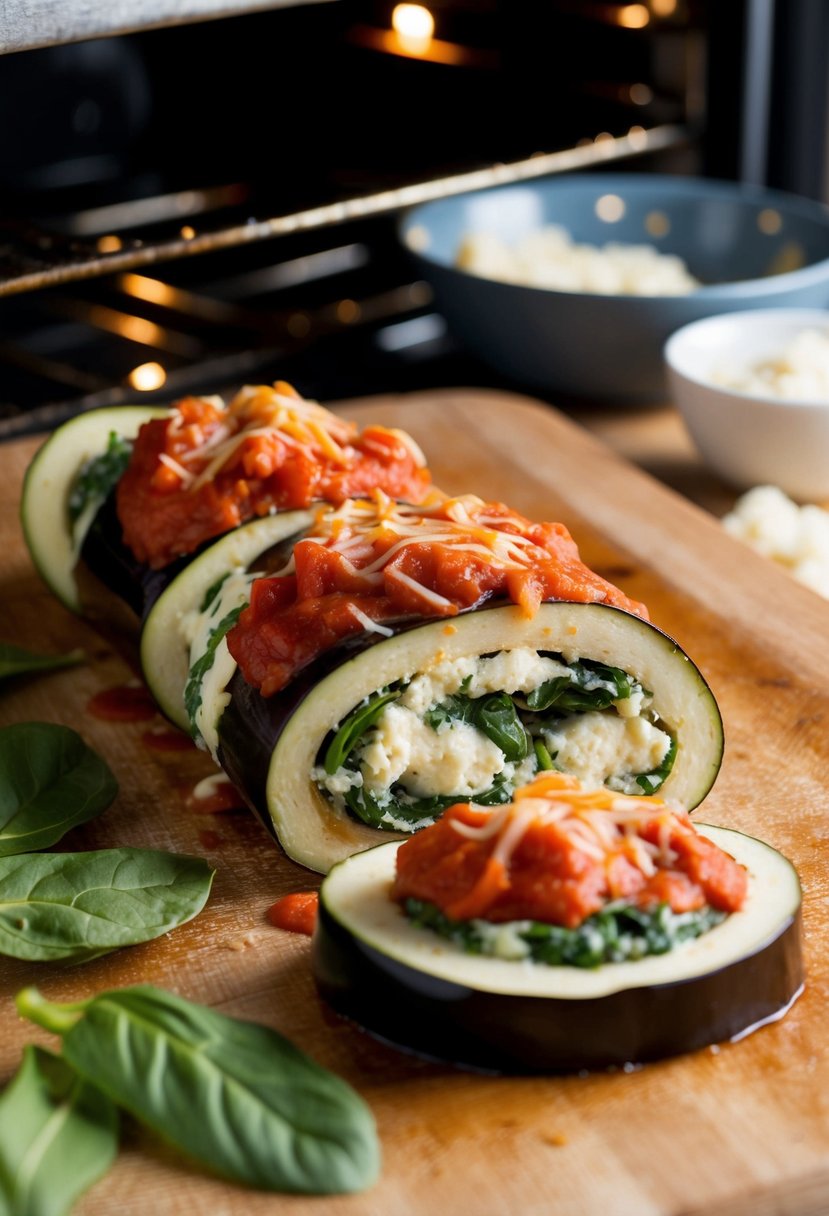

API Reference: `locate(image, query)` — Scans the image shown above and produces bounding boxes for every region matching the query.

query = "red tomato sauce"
[116,382,431,568]
[185,775,246,814]
[86,684,157,722]
[392,775,747,928]
[266,891,319,936]
[227,496,648,697]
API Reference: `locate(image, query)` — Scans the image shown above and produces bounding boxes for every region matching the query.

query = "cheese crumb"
[722,485,829,599]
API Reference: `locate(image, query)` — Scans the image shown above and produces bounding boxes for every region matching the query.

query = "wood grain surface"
[1,388,828,1216]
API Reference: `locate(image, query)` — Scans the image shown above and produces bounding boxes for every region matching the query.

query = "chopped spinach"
[526,658,641,714]
[344,773,512,832]
[200,572,231,613]
[404,898,727,968]
[323,689,401,775]
[533,739,556,771]
[183,604,245,737]
[635,736,678,794]
[67,432,132,525]
[425,691,529,762]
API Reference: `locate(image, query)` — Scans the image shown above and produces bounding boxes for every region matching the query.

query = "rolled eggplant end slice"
[261,601,724,874]
[20,405,166,614]
[311,826,804,1074]
[141,509,314,732]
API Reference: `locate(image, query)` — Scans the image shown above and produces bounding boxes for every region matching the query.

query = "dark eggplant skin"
[216,627,402,841]
[312,901,804,1075]
[80,493,193,622]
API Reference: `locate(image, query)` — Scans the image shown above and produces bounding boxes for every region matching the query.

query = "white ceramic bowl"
[664,308,829,501]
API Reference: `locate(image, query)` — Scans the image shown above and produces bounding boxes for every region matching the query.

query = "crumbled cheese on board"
[722,485,829,599]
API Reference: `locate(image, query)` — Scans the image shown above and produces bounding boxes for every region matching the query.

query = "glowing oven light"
[128,362,167,391]
[391,4,434,52]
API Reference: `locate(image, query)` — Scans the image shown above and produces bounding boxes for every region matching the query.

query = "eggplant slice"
[20,405,166,613]
[216,602,724,874]
[141,510,313,732]
[313,825,803,1073]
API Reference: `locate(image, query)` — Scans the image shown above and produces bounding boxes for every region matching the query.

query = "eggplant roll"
[204,600,724,874]
[313,824,803,1073]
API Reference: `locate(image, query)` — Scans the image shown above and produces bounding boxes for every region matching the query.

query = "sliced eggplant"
[216,602,724,874]
[312,825,803,1073]
[20,405,167,613]
[141,511,312,732]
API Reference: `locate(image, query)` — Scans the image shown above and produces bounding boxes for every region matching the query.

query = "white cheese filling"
[181,569,255,759]
[315,647,667,816]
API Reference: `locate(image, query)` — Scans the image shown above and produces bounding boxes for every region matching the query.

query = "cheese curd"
[542,712,671,796]
[711,328,829,401]
[722,484,829,599]
[455,225,700,296]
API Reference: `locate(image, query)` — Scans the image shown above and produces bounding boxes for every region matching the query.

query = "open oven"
[1,0,826,439]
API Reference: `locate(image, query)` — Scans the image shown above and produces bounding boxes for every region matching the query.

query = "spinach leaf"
[0,848,214,961]
[0,644,84,684]
[18,985,381,1195]
[0,723,117,857]
[183,603,245,736]
[526,659,639,713]
[67,432,132,525]
[405,898,726,968]
[0,1045,118,1216]
[199,572,230,614]
[323,688,400,775]
[533,739,556,771]
[425,692,528,762]
[635,736,678,794]
[344,773,512,831]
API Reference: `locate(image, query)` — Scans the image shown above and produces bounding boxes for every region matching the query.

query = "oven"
[0,0,825,440]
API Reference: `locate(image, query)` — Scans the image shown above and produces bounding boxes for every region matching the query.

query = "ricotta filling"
[314,648,672,831]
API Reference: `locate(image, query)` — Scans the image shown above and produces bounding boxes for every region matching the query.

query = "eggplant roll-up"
[21,381,431,624]
[314,773,802,1072]
[164,494,724,873]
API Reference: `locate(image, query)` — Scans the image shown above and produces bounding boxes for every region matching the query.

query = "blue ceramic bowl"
[398,174,829,403]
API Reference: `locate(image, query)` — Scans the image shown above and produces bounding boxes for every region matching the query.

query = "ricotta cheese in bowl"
[711,328,829,401]
[456,224,700,296]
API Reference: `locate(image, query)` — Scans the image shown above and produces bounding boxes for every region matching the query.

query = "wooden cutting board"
[1,388,828,1216]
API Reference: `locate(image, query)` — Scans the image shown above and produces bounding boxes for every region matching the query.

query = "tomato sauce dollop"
[392,774,747,928]
[227,495,648,697]
[116,382,431,568]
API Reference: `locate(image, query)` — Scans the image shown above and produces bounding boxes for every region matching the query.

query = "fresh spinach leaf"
[0,848,214,961]
[183,604,245,736]
[18,985,381,1195]
[0,1045,118,1216]
[405,898,726,967]
[635,736,678,794]
[526,659,638,713]
[425,692,528,762]
[0,644,84,684]
[323,688,400,775]
[199,572,230,614]
[67,432,132,525]
[0,723,117,857]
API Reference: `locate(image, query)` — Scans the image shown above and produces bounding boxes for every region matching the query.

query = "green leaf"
[183,603,246,739]
[0,1045,118,1216]
[323,689,400,775]
[344,773,512,832]
[0,644,84,684]
[533,739,556,771]
[526,658,640,714]
[67,432,132,525]
[425,692,528,762]
[635,736,678,794]
[404,899,727,968]
[18,986,381,1195]
[0,848,214,961]
[0,723,118,857]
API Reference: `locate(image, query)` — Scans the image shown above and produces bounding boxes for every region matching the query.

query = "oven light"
[618,4,650,28]
[392,4,434,48]
[128,362,167,391]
